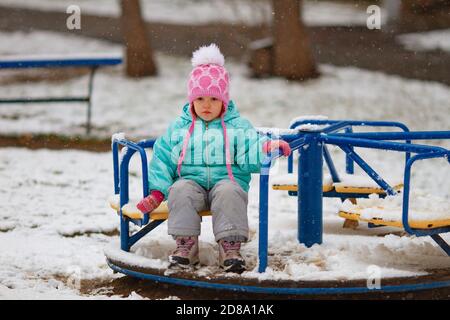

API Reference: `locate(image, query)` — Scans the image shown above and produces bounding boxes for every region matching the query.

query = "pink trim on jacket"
[177,109,197,177]
[176,105,235,184]
[221,114,236,183]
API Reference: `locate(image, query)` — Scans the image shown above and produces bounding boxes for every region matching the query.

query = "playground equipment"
[0,54,122,134]
[106,119,450,296]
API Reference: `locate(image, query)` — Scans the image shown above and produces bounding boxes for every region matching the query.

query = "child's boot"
[169,236,199,268]
[218,239,246,273]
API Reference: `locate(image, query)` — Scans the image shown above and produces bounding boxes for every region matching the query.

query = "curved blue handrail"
[402,151,450,237]
[111,137,156,249]
[287,119,411,174]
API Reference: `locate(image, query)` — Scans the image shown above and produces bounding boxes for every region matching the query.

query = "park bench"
[0,53,122,134]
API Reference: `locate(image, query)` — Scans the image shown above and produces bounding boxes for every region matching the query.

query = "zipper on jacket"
[205,121,211,190]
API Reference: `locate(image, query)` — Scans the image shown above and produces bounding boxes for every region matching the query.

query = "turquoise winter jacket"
[148,100,269,199]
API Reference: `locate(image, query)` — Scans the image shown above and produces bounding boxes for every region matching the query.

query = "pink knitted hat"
[187,44,230,108]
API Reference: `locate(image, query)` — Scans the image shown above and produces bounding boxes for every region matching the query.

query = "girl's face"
[193,96,223,122]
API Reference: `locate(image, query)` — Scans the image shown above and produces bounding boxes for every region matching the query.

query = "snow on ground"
[1,30,449,140]
[397,29,450,53]
[0,0,377,27]
[0,30,449,298]
[0,149,117,299]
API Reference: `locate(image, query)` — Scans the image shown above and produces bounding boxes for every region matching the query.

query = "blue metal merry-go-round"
[106,118,450,296]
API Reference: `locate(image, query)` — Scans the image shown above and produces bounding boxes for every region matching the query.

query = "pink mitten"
[136,190,164,214]
[263,140,291,157]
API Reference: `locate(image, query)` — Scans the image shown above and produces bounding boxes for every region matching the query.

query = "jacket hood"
[180,100,240,122]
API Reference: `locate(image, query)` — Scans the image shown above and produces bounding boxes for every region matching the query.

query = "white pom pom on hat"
[191,43,225,67]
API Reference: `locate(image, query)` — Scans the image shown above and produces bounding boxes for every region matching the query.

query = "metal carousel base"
[106,254,450,299]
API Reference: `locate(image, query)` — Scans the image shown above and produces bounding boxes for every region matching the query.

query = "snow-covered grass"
[1,30,449,139]
[397,29,450,53]
[0,149,116,299]
[0,0,378,27]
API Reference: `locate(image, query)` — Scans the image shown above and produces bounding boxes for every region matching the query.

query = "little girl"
[137,44,291,273]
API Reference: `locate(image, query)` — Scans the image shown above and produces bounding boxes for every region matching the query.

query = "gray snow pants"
[167,178,249,242]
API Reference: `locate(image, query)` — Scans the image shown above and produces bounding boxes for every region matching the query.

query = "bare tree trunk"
[121,0,157,77]
[400,0,450,31]
[272,0,318,80]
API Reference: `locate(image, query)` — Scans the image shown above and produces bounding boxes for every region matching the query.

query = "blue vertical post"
[298,133,323,247]
[258,156,272,273]
[112,141,120,194]
[120,214,130,251]
[288,153,294,174]
[345,127,354,174]
[119,152,131,252]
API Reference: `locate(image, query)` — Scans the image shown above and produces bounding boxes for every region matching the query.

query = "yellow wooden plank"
[122,209,143,220]
[110,199,211,221]
[272,183,402,194]
[272,184,334,192]
[109,200,143,219]
[334,184,403,194]
[150,202,211,220]
[338,210,450,229]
